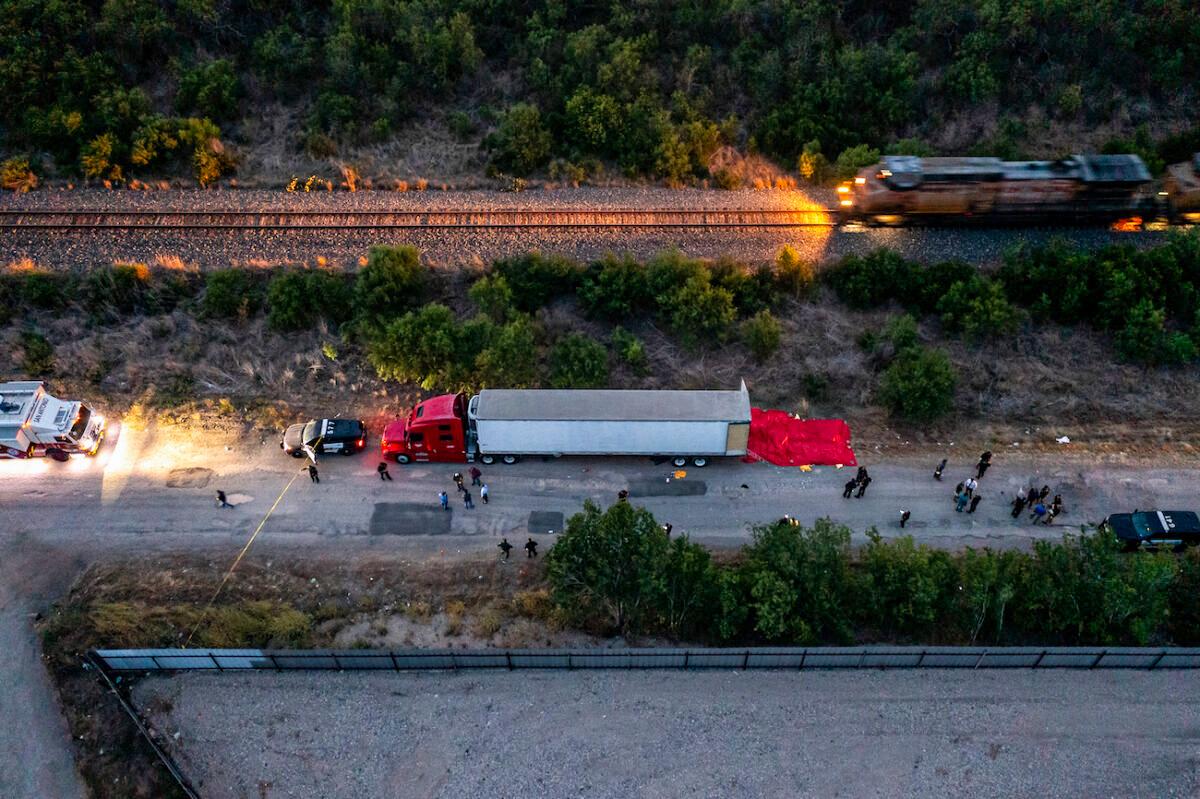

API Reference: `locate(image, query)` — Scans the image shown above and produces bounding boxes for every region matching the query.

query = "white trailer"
[0,381,106,459]
[467,382,751,466]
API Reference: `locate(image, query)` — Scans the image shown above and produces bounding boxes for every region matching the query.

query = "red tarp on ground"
[743,407,857,467]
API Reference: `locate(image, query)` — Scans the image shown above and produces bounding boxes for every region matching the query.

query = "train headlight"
[854,177,866,185]
[839,199,853,207]
[836,185,850,194]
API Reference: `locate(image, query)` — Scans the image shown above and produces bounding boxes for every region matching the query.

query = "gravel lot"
[2,187,1174,269]
[135,669,1200,799]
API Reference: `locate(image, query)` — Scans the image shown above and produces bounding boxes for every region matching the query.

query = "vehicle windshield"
[68,406,91,440]
[302,421,320,443]
[1130,512,1160,537]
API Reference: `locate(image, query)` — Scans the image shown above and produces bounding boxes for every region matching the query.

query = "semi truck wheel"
[691,457,708,467]
[394,454,411,464]
[672,457,687,467]
[46,448,69,462]
[479,454,495,465]
[502,455,519,465]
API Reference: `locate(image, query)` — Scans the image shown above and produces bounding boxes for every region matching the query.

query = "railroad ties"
[0,209,836,230]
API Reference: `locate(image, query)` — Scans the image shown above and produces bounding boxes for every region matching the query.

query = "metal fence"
[93,646,1200,672]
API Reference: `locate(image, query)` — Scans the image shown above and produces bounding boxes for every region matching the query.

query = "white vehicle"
[0,381,106,460]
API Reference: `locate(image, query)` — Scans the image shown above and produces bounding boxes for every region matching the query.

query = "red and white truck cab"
[381,392,470,463]
[0,381,106,460]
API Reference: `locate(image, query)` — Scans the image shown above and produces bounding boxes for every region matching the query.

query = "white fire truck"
[0,381,106,460]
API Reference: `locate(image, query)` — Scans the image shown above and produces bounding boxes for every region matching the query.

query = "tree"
[578,255,649,319]
[354,245,424,329]
[366,304,461,389]
[202,269,260,319]
[494,253,583,311]
[659,274,736,348]
[176,59,240,121]
[877,346,957,423]
[834,144,881,180]
[611,327,649,375]
[549,333,609,388]
[937,277,1021,340]
[774,245,815,298]
[546,500,714,636]
[476,316,538,387]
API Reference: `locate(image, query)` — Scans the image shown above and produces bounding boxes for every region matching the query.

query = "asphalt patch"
[627,479,707,497]
[166,467,213,488]
[528,511,563,535]
[369,503,452,536]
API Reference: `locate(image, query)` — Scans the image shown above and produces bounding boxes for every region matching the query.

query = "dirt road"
[2,424,1198,798]
[134,668,1200,799]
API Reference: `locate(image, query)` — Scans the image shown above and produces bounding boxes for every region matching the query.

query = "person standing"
[480,483,490,504]
[976,451,992,479]
[453,472,465,493]
[1039,485,1051,503]
[377,462,393,481]
[934,459,947,481]
[470,466,482,486]
[663,523,673,537]
[463,490,474,509]
[618,489,629,501]
[1045,494,1064,525]
[964,477,978,497]
[1030,502,1047,523]
[307,463,319,483]
[438,491,449,510]
[856,466,869,483]
[855,475,871,498]
[900,510,911,528]
[498,538,513,559]
[842,477,857,499]
[215,490,232,508]
[524,538,538,558]
[1011,493,1027,519]
[968,494,982,514]
[955,491,969,512]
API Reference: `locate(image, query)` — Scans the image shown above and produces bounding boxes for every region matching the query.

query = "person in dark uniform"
[524,538,538,558]
[934,459,947,481]
[855,475,872,498]
[307,463,319,483]
[498,538,513,559]
[377,462,392,481]
[843,478,857,498]
[976,451,992,479]
[900,510,911,528]
[216,490,232,508]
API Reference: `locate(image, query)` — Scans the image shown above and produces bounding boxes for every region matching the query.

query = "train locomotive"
[837,153,1200,225]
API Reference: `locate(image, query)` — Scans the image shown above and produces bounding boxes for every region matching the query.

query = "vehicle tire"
[672,456,687,467]
[480,454,495,465]
[46,448,69,463]
[691,457,708,467]
[394,454,411,465]
[341,447,353,456]
[290,450,304,459]
[502,455,519,465]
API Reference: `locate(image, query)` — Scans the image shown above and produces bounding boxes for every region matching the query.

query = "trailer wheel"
[480,454,495,465]
[46,448,69,463]
[394,454,411,465]
[672,457,687,467]
[290,449,305,459]
[502,455,519,465]
[691,457,708,467]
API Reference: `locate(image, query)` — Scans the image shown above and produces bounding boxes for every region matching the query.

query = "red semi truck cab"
[381,392,470,463]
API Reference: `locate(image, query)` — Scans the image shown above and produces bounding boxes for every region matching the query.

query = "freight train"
[837,153,1200,225]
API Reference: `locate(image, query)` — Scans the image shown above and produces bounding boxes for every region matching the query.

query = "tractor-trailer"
[381,383,752,467]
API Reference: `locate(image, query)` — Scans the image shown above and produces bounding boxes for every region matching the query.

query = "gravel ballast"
[134,668,1200,798]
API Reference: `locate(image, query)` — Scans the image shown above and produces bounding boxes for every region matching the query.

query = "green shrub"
[826,249,915,309]
[611,327,649,375]
[81,263,152,319]
[20,271,73,310]
[266,270,353,331]
[883,313,920,351]
[20,330,55,375]
[711,258,774,316]
[468,274,514,322]
[476,315,538,387]
[645,250,707,299]
[202,269,260,319]
[834,144,881,179]
[878,346,957,423]
[857,531,958,637]
[659,274,736,348]
[1114,299,1196,365]
[578,255,649,319]
[493,253,583,312]
[797,140,829,183]
[354,245,424,329]
[549,333,609,388]
[486,103,552,175]
[176,59,240,121]
[366,303,462,389]
[742,310,782,362]
[936,276,1021,340]
[0,157,37,192]
[774,245,816,298]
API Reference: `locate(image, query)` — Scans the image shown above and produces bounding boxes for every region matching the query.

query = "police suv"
[281,418,367,457]
[1102,510,1200,552]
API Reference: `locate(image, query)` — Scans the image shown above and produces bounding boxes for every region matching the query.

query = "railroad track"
[0,208,837,230]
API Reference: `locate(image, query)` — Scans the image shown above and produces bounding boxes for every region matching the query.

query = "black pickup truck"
[281,418,367,457]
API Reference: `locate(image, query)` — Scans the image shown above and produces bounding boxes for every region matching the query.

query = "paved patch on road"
[627,479,707,497]
[527,511,563,534]
[369,503,451,535]
[165,467,213,488]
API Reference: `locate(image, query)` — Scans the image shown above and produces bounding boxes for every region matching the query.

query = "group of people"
[841,466,872,499]
[950,451,992,514]
[439,467,489,510]
[1013,485,1064,525]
